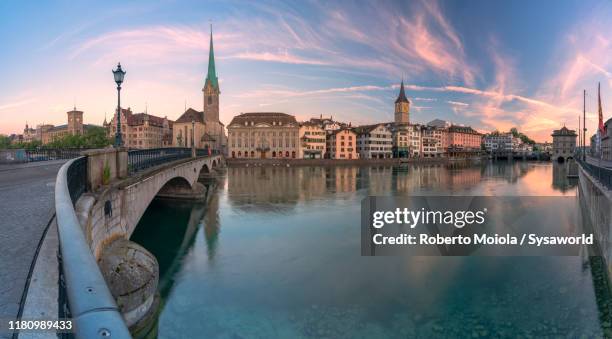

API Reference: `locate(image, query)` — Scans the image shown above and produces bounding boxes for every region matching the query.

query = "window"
[208,96,212,105]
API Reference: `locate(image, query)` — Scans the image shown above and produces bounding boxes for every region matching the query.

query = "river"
[131,161,611,338]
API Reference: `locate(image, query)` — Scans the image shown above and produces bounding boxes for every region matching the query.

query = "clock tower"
[394,81,410,125]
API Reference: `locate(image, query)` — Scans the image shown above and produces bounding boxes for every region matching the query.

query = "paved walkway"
[0,160,65,323]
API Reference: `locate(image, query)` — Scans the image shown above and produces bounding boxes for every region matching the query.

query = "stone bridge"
[76,150,223,259]
[55,148,224,338]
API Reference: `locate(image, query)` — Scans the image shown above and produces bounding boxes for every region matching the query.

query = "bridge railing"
[195,147,220,156]
[55,157,131,339]
[26,148,89,162]
[576,157,612,190]
[128,147,220,175]
[128,147,192,175]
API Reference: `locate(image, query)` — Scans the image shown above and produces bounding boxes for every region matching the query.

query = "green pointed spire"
[206,24,219,90]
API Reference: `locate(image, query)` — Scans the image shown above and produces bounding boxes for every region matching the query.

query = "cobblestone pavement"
[0,160,66,323]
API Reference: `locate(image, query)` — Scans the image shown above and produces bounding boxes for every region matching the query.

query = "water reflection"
[552,161,579,192]
[226,161,576,202]
[132,161,606,338]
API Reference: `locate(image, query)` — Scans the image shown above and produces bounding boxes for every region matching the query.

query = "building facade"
[326,129,358,159]
[299,122,326,159]
[483,133,520,153]
[551,126,577,162]
[108,108,174,149]
[354,124,393,159]
[227,112,299,159]
[173,108,206,148]
[420,126,446,157]
[23,108,96,145]
[446,125,482,157]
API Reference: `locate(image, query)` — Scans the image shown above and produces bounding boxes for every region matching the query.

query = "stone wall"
[578,166,612,283]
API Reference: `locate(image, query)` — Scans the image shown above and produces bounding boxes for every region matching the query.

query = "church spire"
[395,80,409,104]
[205,24,219,90]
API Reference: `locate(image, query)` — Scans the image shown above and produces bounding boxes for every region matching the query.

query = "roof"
[127,113,170,127]
[48,124,68,131]
[448,125,481,135]
[228,112,297,126]
[395,81,409,104]
[551,126,577,136]
[352,124,385,134]
[330,128,357,136]
[175,108,204,124]
[300,121,324,128]
[205,25,219,90]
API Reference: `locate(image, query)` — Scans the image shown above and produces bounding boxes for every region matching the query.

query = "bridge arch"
[119,156,221,240]
[201,163,210,174]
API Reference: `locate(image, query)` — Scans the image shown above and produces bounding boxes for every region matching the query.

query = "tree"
[509,127,535,145]
[45,127,112,149]
[0,135,11,149]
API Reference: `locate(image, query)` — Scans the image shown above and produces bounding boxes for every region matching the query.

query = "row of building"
[226,82,485,160]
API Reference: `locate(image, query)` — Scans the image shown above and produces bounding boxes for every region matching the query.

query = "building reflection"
[552,162,578,192]
[203,187,221,262]
[224,161,577,209]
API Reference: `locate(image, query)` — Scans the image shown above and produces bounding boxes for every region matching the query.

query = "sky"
[1,0,612,142]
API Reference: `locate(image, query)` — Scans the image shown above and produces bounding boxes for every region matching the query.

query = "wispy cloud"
[0,97,36,111]
[447,100,469,107]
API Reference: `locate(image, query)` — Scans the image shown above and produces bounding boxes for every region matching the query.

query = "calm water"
[131,161,612,338]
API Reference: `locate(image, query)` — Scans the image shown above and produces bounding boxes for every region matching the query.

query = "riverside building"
[326,129,359,159]
[299,122,326,159]
[227,112,299,159]
[353,124,393,159]
[551,126,577,162]
[108,107,174,149]
[446,125,483,157]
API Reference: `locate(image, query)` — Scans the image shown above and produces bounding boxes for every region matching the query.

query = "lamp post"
[112,63,126,147]
[191,119,196,157]
[191,119,195,147]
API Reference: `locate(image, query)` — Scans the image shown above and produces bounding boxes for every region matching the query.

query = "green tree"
[45,127,112,149]
[0,135,11,149]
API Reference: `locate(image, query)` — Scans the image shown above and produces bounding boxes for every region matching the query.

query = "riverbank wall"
[578,165,612,286]
[226,157,484,167]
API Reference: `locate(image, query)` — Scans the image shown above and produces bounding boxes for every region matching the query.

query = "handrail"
[576,156,612,190]
[55,157,131,338]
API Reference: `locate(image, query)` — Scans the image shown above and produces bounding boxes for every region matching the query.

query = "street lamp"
[191,119,195,147]
[112,63,126,147]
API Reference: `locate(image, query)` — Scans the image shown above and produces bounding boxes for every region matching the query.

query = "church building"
[173,26,227,153]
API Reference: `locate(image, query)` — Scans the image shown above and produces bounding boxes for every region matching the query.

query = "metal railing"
[576,157,612,190]
[26,148,88,162]
[128,147,191,175]
[128,147,220,175]
[55,157,131,339]
[196,147,220,156]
